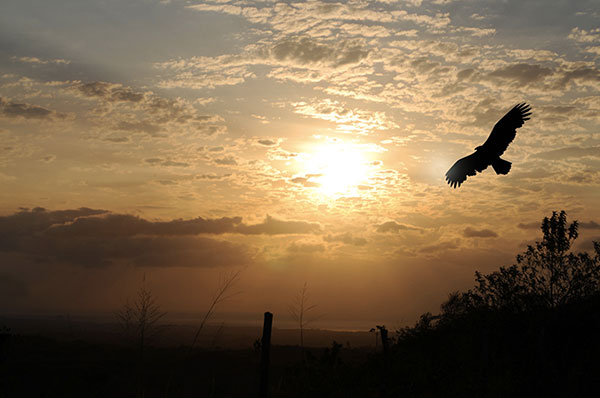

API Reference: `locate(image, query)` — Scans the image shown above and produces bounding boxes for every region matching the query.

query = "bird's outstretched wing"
[480,103,532,157]
[445,151,489,188]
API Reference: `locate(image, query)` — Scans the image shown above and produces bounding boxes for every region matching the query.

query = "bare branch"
[189,267,243,350]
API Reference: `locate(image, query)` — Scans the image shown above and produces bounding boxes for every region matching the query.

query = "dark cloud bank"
[0,208,321,268]
[0,97,69,121]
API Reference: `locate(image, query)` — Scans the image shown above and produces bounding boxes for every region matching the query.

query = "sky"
[1,0,599,330]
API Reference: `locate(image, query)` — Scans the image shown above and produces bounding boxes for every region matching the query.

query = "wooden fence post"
[259,312,273,398]
[378,325,390,398]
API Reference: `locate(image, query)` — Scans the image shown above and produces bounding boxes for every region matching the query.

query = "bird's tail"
[491,158,511,175]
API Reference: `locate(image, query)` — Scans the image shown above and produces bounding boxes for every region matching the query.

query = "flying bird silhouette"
[445,103,532,188]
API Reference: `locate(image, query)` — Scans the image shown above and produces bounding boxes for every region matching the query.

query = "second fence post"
[259,311,273,398]
[379,325,390,398]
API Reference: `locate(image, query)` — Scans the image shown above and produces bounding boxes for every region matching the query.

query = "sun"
[302,142,371,196]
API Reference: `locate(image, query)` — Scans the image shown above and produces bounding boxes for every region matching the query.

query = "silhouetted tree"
[288,282,319,351]
[115,275,166,397]
[390,211,600,397]
[439,291,469,318]
[467,211,600,311]
[116,275,166,361]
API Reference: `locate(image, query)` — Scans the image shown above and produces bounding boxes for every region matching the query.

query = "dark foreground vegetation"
[2,211,600,397]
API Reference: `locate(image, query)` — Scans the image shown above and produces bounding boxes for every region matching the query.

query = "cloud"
[324,232,367,246]
[11,56,70,65]
[580,221,600,230]
[102,136,130,143]
[146,0,600,115]
[236,215,321,235]
[74,81,145,103]
[287,242,325,253]
[267,148,299,161]
[534,104,580,125]
[156,35,371,89]
[268,37,369,68]
[70,81,227,137]
[0,97,70,121]
[419,240,459,253]
[576,237,600,253]
[453,26,495,37]
[393,10,450,29]
[0,207,109,240]
[338,23,391,38]
[196,173,231,180]
[568,27,600,43]
[463,227,498,238]
[35,211,319,237]
[156,54,256,89]
[0,208,324,267]
[213,156,238,166]
[145,158,190,167]
[555,67,600,90]
[116,121,162,135]
[290,176,321,188]
[376,221,418,233]
[485,63,554,86]
[188,1,399,35]
[532,146,600,160]
[291,99,398,134]
[257,139,277,146]
[583,46,600,56]
[44,213,244,237]
[517,222,540,230]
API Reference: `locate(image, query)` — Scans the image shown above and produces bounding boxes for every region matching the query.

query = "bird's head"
[474,145,482,151]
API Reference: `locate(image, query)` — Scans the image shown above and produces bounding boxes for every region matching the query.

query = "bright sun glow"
[303,143,371,196]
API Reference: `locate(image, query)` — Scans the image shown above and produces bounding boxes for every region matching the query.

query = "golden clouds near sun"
[302,142,373,196]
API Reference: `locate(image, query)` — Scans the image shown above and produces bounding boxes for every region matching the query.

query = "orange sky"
[1,0,599,330]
